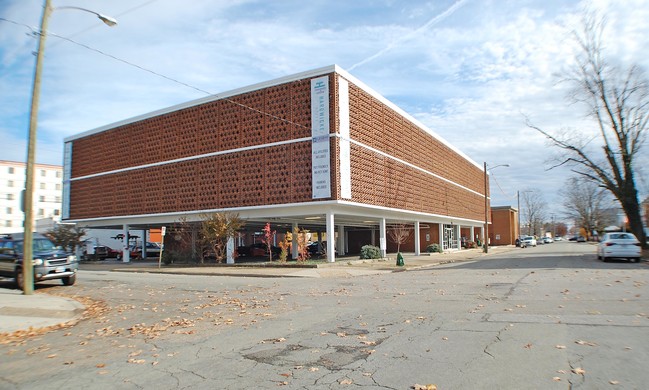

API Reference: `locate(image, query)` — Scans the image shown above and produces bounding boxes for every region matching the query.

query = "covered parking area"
[72,201,485,264]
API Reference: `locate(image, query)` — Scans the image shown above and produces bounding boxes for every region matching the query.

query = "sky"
[1,0,648,221]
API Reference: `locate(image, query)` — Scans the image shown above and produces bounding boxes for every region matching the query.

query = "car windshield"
[15,238,57,253]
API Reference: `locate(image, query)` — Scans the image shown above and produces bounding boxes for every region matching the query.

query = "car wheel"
[601,256,608,262]
[62,274,76,286]
[15,268,24,290]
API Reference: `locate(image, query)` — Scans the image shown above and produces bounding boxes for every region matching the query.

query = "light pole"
[22,0,116,295]
[483,162,509,253]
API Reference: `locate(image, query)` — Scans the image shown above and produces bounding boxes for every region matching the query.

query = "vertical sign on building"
[62,142,72,219]
[311,76,331,199]
[338,78,352,199]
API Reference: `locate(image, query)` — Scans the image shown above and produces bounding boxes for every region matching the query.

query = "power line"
[1,16,311,131]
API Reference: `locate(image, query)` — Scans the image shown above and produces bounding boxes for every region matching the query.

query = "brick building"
[490,206,518,246]
[63,65,491,262]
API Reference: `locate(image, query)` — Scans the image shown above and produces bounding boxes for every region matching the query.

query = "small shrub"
[360,245,382,259]
[426,243,442,253]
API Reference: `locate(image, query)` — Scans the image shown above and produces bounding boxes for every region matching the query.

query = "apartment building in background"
[0,160,63,234]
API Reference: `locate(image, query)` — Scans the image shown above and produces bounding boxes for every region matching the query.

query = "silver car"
[597,232,642,262]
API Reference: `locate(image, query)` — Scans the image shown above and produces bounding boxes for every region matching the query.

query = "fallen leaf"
[609,380,619,385]
[572,367,586,375]
[412,385,437,390]
[47,354,57,359]
[552,377,562,381]
[524,343,533,349]
[339,378,353,385]
[96,363,106,368]
[575,340,597,346]
[555,345,566,349]
[279,373,292,378]
[127,358,146,364]
[361,341,376,345]
[308,367,319,372]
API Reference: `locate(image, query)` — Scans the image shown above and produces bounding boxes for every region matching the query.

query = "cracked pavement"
[1,242,648,389]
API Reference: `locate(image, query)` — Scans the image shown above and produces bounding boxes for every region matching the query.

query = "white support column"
[326,211,335,263]
[337,225,345,256]
[122,224,130,263]
[226,237,234,264]
[141,229,147,260]
[292,222,299,260]
[456,225,461,250]
[470,226,475,244]
[414,221,421,256]
[379,218,387,257]
[438,223,444,251]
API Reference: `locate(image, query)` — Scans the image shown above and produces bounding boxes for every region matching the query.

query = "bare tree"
[387,223,413,253]
[45,224,86,253]
[527,13,648,247]
[561,176,615,239]
[521,189,546,236]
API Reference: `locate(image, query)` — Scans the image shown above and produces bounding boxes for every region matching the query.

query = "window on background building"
[55,183,61,191]
[38,209,44,217]
[40,183,46,190]
[55,171,62,178]
[40,169,46,177]
[7,180,13,187]
[5,221,11,227]
[53,209,60,216]
[7,194,14,200]
[6,207,12,214]
[55,196,61,202]
[8,167,14,174]
[39,195,45,202]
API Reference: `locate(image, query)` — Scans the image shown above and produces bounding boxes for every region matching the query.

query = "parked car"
[117,242,161,260]
[307,241,325,256]
[84,245,120,260]
[520,236,537,248]
[0,233,78,289]
[597,232,642,262]
[237,243,281,258]
[576,236,586,242]
[542,237,553,244]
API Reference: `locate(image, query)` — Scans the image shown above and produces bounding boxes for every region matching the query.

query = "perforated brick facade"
[64,65,487,230]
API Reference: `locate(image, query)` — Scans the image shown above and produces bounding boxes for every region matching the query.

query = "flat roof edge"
[64,65,339,143]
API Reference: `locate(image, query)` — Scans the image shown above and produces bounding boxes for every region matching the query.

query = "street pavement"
[0,246,516,335]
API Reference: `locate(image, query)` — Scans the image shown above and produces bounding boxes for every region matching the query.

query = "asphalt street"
[1,241,648,389]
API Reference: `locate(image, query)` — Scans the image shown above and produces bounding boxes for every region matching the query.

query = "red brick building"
[63,65,491,262]
[490,206,518,246]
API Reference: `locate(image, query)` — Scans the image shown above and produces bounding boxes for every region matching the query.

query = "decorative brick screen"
[67,70,485,222]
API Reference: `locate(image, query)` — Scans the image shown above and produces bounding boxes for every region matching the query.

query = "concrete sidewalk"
[0,289,85,336]
[0,246,516,336]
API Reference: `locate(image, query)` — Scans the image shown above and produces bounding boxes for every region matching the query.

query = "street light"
[22,0,116,295]
[483,162,509,253]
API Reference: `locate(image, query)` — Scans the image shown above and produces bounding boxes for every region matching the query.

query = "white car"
[597,232,642,262]
[520,236,537,248]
